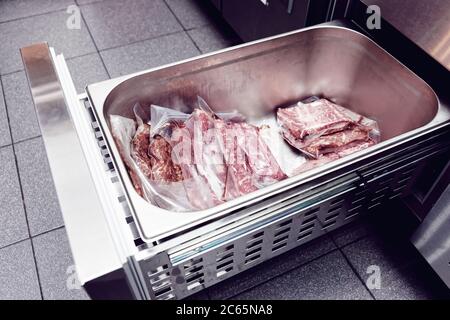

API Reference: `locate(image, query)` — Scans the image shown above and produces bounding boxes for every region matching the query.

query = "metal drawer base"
[133,136,449,300]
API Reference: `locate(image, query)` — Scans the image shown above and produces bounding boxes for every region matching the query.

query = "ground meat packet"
[109,107,196,212]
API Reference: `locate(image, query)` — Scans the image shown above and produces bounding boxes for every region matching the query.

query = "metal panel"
[412,183,450,288]
[20,44,123,286]
[88,23,447,245]
[361,0,450,71]
[135,137,449,299]
[222,0,309,41]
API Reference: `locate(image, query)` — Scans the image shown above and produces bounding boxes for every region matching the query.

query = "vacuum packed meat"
[277,98,379,159]
[111,96,379,212]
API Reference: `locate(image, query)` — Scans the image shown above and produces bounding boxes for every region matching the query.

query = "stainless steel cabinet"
[222,0,311,41]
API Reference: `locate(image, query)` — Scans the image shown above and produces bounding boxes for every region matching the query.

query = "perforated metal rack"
[127,132,449,300]
[79,81,450,300]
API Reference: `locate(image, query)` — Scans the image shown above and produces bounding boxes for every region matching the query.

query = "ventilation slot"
[216,245,235,277]
[301,214,317,226]
[147,264,173,299]
[154,283,173,299]
[245,232,264,265]
[245,247,262,265]
[355,188,368,196]
[186,271,205,291]
[247,239,263,249]
[346,204,363,219]
[149,270,170,285]
[330,197,345,208]
[351,196,365,205]
[325,211,340,222]
[401,167,417,177]
[183,259,204,291]
[322,219,337,230]
[392,185,407,195]
[298,224,315,241]
[397,176,412,185]
[375,186,390,194]
[276,219,292,229]
[368,201,382,210]
[371,193,386,203]
[379,177,394,186]
[327,203,342,214]
[304,207,320,217]
[272,230,290,252]
[148,264,169,277]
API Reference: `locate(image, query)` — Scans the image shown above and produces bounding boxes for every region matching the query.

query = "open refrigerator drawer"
[21,21,450,299]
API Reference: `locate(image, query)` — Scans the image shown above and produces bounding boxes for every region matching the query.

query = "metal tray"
[85,24,448,243]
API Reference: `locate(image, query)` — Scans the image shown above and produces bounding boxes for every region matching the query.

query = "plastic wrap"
[111,97,288,212]
[277,97,380,159]
[153,97,286,207]
[110,106,196,212]
[110,96,379,212]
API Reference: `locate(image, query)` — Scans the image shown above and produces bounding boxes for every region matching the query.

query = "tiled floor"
[0,0,448,300]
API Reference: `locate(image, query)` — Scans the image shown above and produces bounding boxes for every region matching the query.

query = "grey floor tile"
[0,240,41,300]
[233,250,373,300]
[2,71,41,143]
[0,82,12,147]
[0,146,29,248]
[66,53,110,92]
[33,228,90,300]
[342,236,423,299]
[81,0,182,50]
[364,260,450,300]
[188,25,240,54]
[329,216,374,248]
[0,10,96,75]
[0,0,75,23]
[15,137,63,236]
[165,0,214,29]
[100,31,200,77]
[208,236,337,300]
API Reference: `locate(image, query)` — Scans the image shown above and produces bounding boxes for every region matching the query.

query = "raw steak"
[277,98,378,160]
[216,120,286,200]
[215,120,258,201]
[185,109,228,203]
[277,99,354,144]
[302,126,370,158]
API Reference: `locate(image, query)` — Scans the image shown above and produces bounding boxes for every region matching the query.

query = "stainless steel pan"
[85,24,448,244]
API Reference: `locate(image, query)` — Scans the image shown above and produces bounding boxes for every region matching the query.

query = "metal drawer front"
[135,134,450,300]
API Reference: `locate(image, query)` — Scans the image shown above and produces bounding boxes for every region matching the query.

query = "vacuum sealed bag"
[110,97,286,212]
[277,98,380,159]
